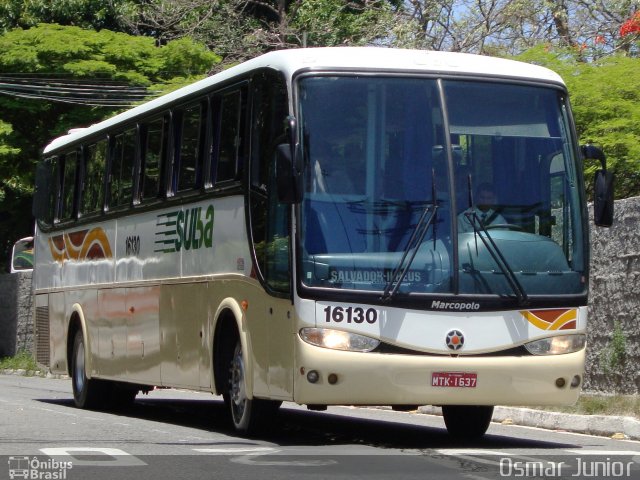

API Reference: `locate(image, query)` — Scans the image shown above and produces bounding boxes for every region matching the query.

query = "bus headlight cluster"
[524,334,586,355]
[300,328,380,352]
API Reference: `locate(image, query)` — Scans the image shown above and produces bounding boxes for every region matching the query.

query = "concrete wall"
[0,199,638,393]
[0,271,33,358]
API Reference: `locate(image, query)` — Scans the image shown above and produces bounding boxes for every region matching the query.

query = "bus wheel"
[442,405,494,439]
[71,330,105,409]
[227,339,280,434]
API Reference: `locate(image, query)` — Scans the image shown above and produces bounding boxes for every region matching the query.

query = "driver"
[457,182,506,233]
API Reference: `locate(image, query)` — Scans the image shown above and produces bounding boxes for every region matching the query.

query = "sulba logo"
[155,205,214,253]
[431,300,481,311]
[175,206,214,251]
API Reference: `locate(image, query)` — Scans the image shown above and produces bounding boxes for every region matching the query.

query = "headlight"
[300,328,380,352]
[524,334,586,355]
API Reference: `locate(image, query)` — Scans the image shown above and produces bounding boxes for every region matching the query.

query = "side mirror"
[276,116,302,204]
[593,169,614,227]
[581,144,614,227]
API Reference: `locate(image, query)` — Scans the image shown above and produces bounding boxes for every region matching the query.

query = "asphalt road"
[1,375,639,480]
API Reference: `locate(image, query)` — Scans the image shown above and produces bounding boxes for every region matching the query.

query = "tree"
[619,10,640,55]
[122,0,400,68]
[0,23,220,270]
[0,0,135,33]
[392,1,639,60]
[516,45,640,199]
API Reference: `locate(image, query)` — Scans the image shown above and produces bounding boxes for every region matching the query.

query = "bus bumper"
[293,336,584,406]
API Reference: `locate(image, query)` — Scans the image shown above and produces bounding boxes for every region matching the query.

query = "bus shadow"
[37,396,577,451]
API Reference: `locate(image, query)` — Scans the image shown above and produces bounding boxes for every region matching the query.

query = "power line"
[0,89,149,107]
[0,76,162,107]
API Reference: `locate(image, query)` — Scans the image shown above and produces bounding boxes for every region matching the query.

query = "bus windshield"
[298,76,585,299]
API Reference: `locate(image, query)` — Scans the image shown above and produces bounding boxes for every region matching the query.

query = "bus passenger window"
[214,90,243,183]
[81,140,107,215]
[176,103,202,191]
[141,117,166,200]
[110,129,136,208]
[60,151,77,221]
[34,156,58,226]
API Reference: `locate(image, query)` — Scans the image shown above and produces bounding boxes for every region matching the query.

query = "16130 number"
[323,306,378,324]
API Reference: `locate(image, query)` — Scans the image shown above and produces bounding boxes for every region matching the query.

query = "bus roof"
[43,47,565,154]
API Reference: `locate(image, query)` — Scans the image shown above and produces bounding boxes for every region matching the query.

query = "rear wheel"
[71,330,106,409]
[442,405,494,439]
[227,339,280,434]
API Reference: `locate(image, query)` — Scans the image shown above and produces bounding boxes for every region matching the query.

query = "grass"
[533,394,640,419]
[0,350,40,372]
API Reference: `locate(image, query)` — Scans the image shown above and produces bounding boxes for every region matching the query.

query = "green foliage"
[516,45,640,199]
[292,0,395,47]
[535,393,640,419]
[600,321,628,375]
[159,37,221,78]
[0,24,219,83]
[0,349,40,371]
[0,0,134,33]
[0,23,219,270]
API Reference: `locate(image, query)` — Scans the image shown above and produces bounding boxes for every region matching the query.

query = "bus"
[10,236,34,273]
[31,47,613,438]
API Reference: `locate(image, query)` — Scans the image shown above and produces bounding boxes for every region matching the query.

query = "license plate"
[431,372,477,388]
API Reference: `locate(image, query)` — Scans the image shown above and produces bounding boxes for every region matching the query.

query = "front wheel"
[71,330,106,409]
[442,405,494,439]
[227,340,280,434]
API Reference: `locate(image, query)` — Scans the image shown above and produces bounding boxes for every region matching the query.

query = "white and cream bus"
[32,47,613,438]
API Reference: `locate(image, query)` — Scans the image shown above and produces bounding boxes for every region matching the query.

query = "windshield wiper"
[382,172,438,301]
[464,210,529,306]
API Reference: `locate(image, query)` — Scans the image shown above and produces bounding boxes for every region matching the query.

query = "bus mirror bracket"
[276,116,302,204]
[581,144,614,227]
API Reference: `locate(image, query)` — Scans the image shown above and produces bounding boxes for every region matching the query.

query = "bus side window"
[33,156,58,226]
[80,139,107,215]
[109,128,136,209]
[212,88,245,184]
[175,102,205,192]
[60,150,78,222]
[248,71,290,293]
[140,116,167,201]
[549,152,568,248]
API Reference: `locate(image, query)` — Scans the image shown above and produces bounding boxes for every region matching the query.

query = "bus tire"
[71,330,105,409]
[227,339,281,434]
[442,405,494,439]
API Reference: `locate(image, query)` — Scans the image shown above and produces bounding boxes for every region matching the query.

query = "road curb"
[418,405,640,441]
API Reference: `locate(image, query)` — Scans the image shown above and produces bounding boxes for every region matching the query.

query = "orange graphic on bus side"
[48,227,113,263]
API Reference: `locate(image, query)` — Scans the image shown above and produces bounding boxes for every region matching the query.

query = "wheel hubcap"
[74,340,85,393]
[229,344,246,423]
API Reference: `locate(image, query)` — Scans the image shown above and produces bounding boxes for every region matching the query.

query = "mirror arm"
[581,143,607,171]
